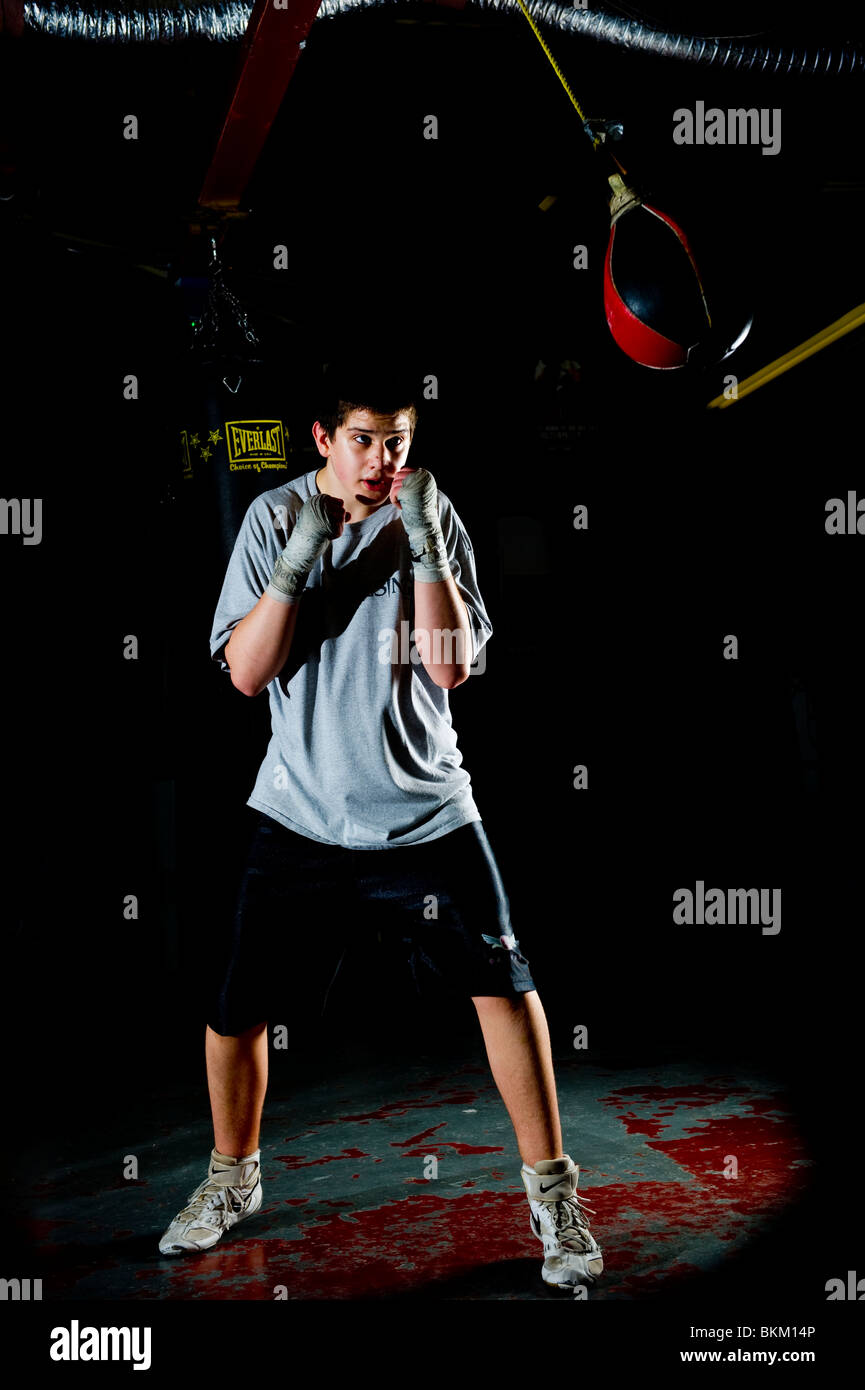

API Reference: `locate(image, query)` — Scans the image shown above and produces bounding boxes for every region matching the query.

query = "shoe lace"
[178,1176,248,1225]
[548,1192,597,1249]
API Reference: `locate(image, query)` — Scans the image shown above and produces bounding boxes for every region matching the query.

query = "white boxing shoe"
[521,1155,604,1291]
[158,1149,262,1254]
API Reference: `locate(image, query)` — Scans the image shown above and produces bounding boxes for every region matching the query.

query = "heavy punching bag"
[178,357,292,569]
[175,239,297,572]
[165,236,318,704]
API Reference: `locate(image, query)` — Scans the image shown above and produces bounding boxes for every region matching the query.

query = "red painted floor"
[6,1048,813,1300]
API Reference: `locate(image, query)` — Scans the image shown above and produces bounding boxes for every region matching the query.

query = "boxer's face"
[313,409,413,517]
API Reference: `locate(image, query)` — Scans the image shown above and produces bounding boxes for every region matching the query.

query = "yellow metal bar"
[707,301,865,409]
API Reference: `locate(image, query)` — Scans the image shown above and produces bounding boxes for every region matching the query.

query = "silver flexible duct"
[19,0,865,75]
[22,3,251,40]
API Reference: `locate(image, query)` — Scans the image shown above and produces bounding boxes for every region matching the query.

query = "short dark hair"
[316,355,420,441]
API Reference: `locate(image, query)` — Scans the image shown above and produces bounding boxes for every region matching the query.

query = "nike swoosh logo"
[539,1181,564,1194]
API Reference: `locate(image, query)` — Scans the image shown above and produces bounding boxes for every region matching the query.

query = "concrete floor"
[7,1042,813,1302]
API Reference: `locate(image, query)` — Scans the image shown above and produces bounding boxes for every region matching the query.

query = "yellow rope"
[514,0,596,138]
[706,301,865,408]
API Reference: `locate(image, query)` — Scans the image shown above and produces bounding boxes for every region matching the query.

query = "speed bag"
[604,200,712,370]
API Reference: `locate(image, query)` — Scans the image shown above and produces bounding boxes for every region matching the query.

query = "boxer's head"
[312,357,420,516]
[315,356,419,444]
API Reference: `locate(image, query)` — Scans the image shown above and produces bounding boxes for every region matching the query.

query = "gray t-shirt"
[209,468,493,848]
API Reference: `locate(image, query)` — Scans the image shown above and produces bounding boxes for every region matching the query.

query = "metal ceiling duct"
[12,0,865,75]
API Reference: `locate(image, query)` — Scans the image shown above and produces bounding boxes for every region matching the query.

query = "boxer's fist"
[390,467,438,530]
[390,467,451,584]
[298,491,349,543]
[266,492,348,602]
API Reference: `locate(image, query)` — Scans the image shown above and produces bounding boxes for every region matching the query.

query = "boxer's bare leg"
[472,992,563,1167]
[206,1021,269,1157]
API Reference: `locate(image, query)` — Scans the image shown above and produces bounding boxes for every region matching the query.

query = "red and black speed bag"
[604,189,712,369]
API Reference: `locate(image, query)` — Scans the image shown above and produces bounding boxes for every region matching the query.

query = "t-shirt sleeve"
[209,493,297,673]
[439,495,494,664]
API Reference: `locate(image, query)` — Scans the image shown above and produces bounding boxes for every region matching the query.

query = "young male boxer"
[158,361,603,1292]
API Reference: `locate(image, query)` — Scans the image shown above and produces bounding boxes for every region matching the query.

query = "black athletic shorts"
[207,811,536,1036]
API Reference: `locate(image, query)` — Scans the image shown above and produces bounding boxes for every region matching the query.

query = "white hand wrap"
[265,494,342,603]
[397,469,452,583]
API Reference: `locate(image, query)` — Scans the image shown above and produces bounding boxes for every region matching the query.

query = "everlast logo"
[226,420,286,468]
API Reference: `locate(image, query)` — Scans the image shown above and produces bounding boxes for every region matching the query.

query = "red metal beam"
[198,0,324,211]
[0,0,25,37]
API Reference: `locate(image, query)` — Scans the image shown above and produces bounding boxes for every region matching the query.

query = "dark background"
[1,1,862,1309]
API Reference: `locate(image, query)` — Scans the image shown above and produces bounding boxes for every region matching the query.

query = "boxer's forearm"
[393,467,470,687]
[413,574,473,688]
[226,494,345,697]
[224,592,301,697]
